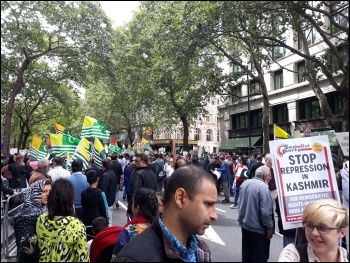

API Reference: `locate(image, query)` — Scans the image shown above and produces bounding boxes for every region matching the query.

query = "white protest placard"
[335,132,349,157]
[269,136,340,230]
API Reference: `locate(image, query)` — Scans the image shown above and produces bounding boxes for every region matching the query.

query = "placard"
[335,132,349,156]
[269,136,340,230]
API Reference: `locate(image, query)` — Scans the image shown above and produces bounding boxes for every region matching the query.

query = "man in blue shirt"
[66,159,89,221]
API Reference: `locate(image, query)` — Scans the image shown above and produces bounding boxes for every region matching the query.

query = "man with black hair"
[127,153,157,220]
[115,165,217,262]
[110,154,123,209]
[98,158,117,226]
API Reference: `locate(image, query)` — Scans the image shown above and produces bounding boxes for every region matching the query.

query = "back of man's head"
[85,170,99,185]
[102,158,111,169]
[71,159,83,172]
[53,156,64,166]
[191,156,199,164]
[111,154,118,161]
[257,155,263,162]
[175,158,187,170]
[163,165,215,206]
[92,216,109,235]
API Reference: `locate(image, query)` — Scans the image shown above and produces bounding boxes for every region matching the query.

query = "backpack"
[154,161,166,180]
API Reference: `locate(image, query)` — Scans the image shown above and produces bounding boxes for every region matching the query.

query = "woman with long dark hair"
[36,178,89,262]
[111,187,159,260]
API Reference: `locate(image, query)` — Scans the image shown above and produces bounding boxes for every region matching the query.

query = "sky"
[99,1,140,27]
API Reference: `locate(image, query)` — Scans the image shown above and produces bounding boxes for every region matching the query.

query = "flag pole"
[273,124,276,140]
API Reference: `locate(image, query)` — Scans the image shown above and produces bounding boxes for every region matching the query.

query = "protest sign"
[335,132,349,156]
[269,136,340,230]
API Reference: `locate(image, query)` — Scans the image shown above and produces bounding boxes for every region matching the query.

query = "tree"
[1,1,117,153]
[239,1,349,132]
[181,1,282,153]
[109,2,223,151]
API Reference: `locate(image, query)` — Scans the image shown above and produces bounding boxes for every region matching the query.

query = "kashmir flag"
[141,137,149,145]
[49,133,80,156]
[80,137,93,158]
[71,139,91,169]
[55,123,71,135]
[29,136,48,160]
[92,137,106,168]
[80,116,111,141]
[274,124,291,140]
[108,143,121,155]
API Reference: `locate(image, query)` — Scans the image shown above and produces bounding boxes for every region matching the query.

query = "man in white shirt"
[48,156,71,182]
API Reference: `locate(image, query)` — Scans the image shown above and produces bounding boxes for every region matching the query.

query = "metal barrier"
[1,192,25,260]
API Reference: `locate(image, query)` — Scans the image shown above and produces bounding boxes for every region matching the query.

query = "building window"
[327,92,343,115]
[299,98,322,119]
[232,64,242,73]
[272,45,285,60]
[274,70,283,90]
[249,81,261,95]
[175,130,182,140]
[273,104,289,123]
[206,130,212,141]
[205,115,209,122]
[298,27,317,50]
[217,130,220,141]
[231,84,242,99]
[233,114,247,129]
[297,61,306,83]
[331,3,349,34]
[165,132,171,139]
[251,110,263,127]
[194,128,200,141]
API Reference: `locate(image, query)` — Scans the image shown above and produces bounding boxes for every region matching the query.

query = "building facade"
[218,3,347,155]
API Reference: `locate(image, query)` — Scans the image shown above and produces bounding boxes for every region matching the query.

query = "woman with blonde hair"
[278,198,348,262]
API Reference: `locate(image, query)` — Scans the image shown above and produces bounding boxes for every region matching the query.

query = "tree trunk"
[180,116,190,151]
[309,80,342,132]
[22,130,31,149]
[260,81,270,153]
[2,59,31,154]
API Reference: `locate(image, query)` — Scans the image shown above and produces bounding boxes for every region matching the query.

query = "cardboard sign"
[269,136,340,230]
[335,132,349,157]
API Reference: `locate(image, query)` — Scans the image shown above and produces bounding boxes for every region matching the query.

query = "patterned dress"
[36,214,89,262]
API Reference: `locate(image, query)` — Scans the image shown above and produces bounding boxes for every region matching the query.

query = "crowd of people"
[0,150,349,262]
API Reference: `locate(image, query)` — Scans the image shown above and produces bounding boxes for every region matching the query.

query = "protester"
[87,216,109,253]
[81,170,109,233]
[47,156,71,182]
[238,165,274,262]
[265,153,278,216]
[98,158,117,226]
[111,187,159,259]
[36,178,89,262]
[66,158,89,221]
[278,198,348,262]
[127,153,157,221]
[231,156,249,209]
[9,154,30,191]
[110,154,123,209]
[114,165,218,262]
[11,179,52,262]
[216,156,231,203]
[28,158,51,185]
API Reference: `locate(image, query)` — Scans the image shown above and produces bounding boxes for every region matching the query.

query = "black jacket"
[114,215,211,262]
[81,187,108,226]
[98,167,117,207]
[248,162,265,179]
[127,166,157,214]
[9,163,30,189]
[110,160,123,185]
